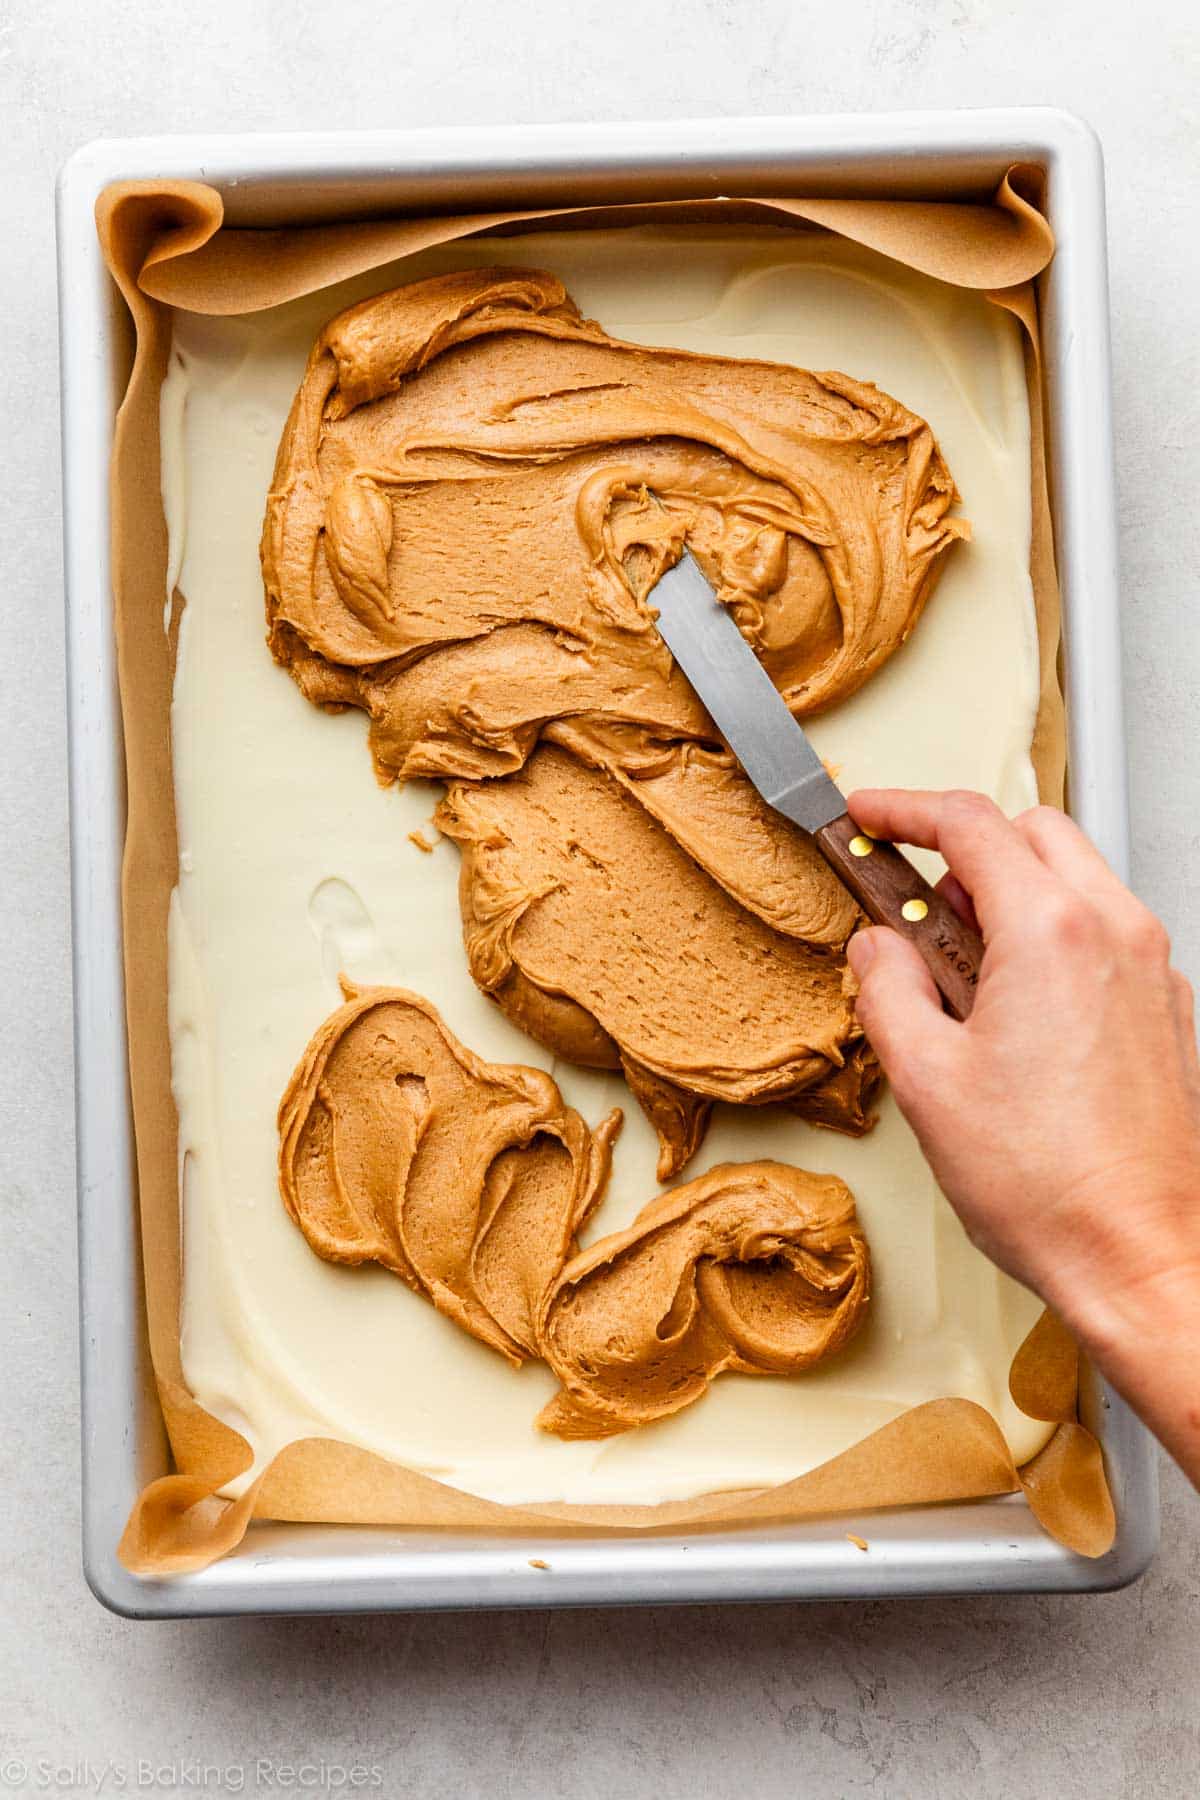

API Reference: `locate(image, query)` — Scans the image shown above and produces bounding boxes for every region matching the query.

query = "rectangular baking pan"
[57,108,1158,1617]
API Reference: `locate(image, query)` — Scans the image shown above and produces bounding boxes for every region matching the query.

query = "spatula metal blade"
[650,548,847,835]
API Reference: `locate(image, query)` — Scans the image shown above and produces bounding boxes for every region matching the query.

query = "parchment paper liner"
[94,171,1114,1576]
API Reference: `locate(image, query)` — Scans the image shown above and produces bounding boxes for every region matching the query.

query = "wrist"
[1064,1252,1200,1370]
[1028,1160,1200,1338]
[1069,1260,1200,1485]
[1033,1171,1200,1480]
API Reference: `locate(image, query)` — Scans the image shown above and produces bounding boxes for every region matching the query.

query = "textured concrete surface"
[2,1,1198,1794]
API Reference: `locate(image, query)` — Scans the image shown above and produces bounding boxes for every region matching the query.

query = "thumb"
[846,927,955,1080]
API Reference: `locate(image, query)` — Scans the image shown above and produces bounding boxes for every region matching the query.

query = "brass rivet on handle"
[901,897,929,922]
[848,835,875,858]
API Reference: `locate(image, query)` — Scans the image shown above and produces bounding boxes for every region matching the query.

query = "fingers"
[847,927,957,1086]
[1013,808,1183,980]
[847,788,1057,937]
[1012,805,1129,903]
[852,788,1134,910]
[935,869,980,934]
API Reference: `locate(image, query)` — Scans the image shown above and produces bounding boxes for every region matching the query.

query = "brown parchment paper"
[95,170,1113,1578]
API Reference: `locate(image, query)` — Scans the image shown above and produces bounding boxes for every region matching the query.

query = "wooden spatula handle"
[814,813,983,1021]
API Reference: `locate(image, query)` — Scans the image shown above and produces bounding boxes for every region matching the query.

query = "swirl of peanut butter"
[277,980,621,1363]
[278,990,870,1426]
[263,269,966,1172]
[537,1160,870,1439]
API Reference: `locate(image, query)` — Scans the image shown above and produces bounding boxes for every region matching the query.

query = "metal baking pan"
[57,109,1158,1617]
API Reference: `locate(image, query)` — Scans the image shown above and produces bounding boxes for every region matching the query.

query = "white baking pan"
[57,109,1157,1617]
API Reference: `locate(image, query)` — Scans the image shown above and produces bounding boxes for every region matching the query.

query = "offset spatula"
[648,546,984,1020]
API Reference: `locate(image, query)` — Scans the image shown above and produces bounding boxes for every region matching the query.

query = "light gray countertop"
[2,1,1197,1794]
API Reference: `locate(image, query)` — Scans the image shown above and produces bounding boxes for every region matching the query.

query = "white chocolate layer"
[164,226,1052,1505]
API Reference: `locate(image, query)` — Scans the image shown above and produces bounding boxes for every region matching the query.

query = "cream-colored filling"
[165,225,1051,1506]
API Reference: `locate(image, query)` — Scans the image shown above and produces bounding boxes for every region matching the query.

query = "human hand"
[845,789,1200,1484]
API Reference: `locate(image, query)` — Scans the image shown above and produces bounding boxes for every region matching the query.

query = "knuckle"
[1120,905,1171,962]
[942,789,996,824]
[1036,890,1099,950]
[939,791,1000,857]
[1014,803,1061,842]
[1170,968,1194,1009]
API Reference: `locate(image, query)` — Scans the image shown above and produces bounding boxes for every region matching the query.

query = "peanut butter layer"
[277,981,621,1363]
[436,746,878,1178]
[263,268,964,1166]
[538,1160,870,1439]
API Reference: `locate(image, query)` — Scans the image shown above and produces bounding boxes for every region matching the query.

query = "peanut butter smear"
[278,986,869,1430]
[263,269,967,1173]
[435,747,878,1175]
[538,1160,869,1439]
[277,981,621,1364]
